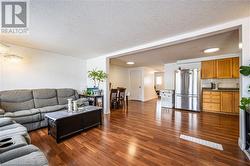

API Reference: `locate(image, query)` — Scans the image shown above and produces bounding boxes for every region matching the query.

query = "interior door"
[130,70,142,101]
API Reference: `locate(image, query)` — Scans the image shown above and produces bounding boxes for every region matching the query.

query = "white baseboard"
[238,137,246,150]
[238,137,250,160]
[243,149,250,160]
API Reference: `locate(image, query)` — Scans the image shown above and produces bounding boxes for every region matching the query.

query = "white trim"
[243,149,250,160]
[238,137,246,151]
[176,53,239,65]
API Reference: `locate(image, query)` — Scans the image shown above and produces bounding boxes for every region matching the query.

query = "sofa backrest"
[0,90,35,112]
[33,89,58,108]
[57,88,79,105]
[0,88,79,112]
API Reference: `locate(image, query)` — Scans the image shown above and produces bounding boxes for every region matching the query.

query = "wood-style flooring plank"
[29,99,250,166]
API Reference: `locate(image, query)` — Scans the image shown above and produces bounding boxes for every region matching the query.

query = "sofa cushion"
[39,105,66,113]
[57,88,79,105]
[0,90,35,112]
[39,105,66,120]
[0,123,30,144]
[4,109,41,124]
[0,135,28,154]
[33,89,58,108]
[0,123,26,133]
[0,145,48,166]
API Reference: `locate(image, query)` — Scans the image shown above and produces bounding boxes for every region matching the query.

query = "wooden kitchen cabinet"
[202,91,221,112]
[232,57,240,78]
[217,58,233,78]
[201,60,217,79]
[234,92,240,113]
[202,90,239,114]
[221,92,234,113]
[201,57,239,79]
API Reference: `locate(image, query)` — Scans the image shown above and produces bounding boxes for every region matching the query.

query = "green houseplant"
[88,69,108,88]
[240,65,250,112]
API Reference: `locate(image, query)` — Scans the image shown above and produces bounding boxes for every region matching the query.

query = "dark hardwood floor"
[30,99,249,166]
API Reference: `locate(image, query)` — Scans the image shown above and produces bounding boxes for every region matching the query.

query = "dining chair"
[117,87,126,108]
[110,89,118,109]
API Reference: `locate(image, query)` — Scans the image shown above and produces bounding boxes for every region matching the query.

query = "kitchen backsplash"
[201,78,239,89]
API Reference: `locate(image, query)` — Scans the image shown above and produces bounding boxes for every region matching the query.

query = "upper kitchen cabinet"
[232,57,240,78]
[217,58,232,78]
[201,60,217,79]
[201,57,239,79]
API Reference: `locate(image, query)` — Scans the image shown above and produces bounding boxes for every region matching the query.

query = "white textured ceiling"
[110,29,240,71]
[0,0,249,59]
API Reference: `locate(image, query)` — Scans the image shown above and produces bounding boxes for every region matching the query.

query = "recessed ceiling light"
[239,43,242,49]
[126,61,135,65]
[203,48,220,53]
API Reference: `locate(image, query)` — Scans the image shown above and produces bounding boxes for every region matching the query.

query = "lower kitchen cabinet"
[234,92,240,113]
[221,92,234,113]
[202,90,239,114]
[202,91,221,112]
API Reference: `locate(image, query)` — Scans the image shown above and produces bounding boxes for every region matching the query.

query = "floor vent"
[180,134,223,151]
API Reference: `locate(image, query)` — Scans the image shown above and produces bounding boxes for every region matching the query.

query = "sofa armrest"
[0,117,14,127]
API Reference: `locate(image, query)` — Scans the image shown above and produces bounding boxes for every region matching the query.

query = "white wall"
[143,67,157,101]
[86,56,109,114]
[154,72,164,90]
[109,64,129,89]
[164,63,178,90]
[0,44,86,91]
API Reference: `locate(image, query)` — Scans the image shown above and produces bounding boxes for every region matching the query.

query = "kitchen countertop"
[202,88,239,92]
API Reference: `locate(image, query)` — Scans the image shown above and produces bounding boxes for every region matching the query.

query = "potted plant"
[88,68,108,91]
[240,65,250,112]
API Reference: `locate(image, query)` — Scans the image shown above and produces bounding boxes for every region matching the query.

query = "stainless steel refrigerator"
[175,69,200,111]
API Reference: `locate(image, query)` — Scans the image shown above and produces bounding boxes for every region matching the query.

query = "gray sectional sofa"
[0,88,86,131]
[0,117,48,165]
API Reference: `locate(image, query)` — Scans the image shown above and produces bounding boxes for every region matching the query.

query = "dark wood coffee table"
[45,106,102,143]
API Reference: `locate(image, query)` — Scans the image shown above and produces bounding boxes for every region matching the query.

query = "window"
[156,76,162,85]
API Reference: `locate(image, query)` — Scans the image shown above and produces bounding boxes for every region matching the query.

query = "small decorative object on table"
[67,98,73,112]
[80,94,104,108]
[73,100,78,112]
[88,68,108,88]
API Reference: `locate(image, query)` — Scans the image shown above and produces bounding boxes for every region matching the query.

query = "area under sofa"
[0,88,88,131]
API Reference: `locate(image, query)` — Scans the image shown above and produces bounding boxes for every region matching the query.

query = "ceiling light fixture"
[203,48,220,53]
[126,61,135,65]
[0,43,9,54]
[4,54,23,63]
